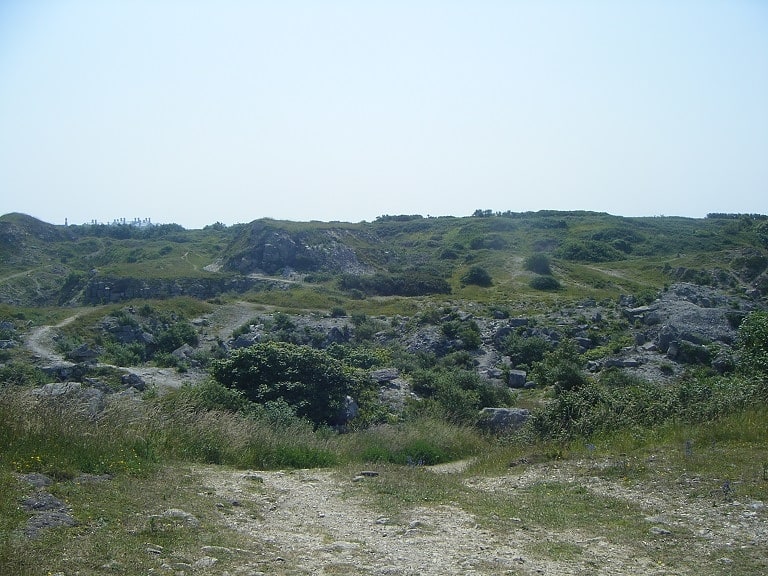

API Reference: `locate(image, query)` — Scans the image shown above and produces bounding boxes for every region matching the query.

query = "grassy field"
[1,384,766,575]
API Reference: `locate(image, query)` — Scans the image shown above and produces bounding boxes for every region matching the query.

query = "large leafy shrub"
[529,276,561,291]
[210,341,369,426]
[532,374,765,439]
[410,367,514,424]
[339,271,450,296]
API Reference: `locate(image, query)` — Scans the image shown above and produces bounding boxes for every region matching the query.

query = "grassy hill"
[2,211,767,309]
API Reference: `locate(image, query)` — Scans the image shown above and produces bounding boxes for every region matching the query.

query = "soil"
[194,461,766,576]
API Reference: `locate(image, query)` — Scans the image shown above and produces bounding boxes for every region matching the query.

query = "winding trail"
[23,309,206,390]
[25,313,80,363]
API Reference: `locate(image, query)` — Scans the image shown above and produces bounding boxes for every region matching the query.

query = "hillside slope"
[2,211,767,307]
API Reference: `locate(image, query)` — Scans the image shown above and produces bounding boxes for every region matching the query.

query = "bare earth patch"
[194,460,767,575]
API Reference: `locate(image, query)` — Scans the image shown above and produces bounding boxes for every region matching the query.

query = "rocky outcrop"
[224,223,375,276]
[477,407,531,432]
[372,368,417,413]
[83,276,261,304]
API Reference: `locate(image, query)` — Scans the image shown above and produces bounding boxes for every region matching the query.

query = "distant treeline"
[68,222,187,239]
[706,213,768,220]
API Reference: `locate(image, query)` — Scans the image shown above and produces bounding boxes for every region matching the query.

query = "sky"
[1,1,767,229]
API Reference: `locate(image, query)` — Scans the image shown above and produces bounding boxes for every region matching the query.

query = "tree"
[210,342,365,426]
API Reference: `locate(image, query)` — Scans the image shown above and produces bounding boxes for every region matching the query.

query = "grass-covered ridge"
[2,211,767,307]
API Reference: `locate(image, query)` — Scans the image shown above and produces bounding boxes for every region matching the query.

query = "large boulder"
[477,407,530,432]
[507,369,528,388]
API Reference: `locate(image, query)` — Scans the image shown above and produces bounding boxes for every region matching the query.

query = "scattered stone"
[25,511,77,538]
[121,372,146,391]
[370,368,400,383]
[18,472,53,488]
[150,508,200,529]
[22,492,66,512]
[201,545,233,555]
[604,358,641,368]
[75,473,112,484]
[66,342,101,362]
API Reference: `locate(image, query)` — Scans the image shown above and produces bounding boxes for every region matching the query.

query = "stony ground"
[188,458,766,576]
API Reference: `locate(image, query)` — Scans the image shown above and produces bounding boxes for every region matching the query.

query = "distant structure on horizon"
[78,217,156,227]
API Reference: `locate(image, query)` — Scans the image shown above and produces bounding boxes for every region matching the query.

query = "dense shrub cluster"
[556,239,625,262]
[210,341,373,426]
[339,272,450,296]
[410,367,515,424]
[499,332,551,369]
[737,311,768,377]
[529,276,561,291]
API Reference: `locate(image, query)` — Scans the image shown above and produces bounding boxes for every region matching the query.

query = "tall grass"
[337,417,488,465]
[0,383,490,480]
[0,392,153,479]
[145,398,338,468]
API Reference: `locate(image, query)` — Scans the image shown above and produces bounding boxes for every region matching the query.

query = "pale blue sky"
[1,0,766,228]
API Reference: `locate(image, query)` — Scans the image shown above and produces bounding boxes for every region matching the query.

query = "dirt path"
[24,310,206,390]
[199,467,523,576]
[194,459,767,576]
[25,313,80,363]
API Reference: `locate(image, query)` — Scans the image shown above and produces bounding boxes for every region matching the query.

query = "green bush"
[532,339,586,393]
[210,341,370,426]
[440,318,482,350]
[500,332,551,368]
[531,373,765,439]
[524,253,552,275]
[737,311,768,376]
[339,271,450,296]
[556,239,624,262]
[529,276,561,291]
[460,266,492,287]
[410,367,514,424]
